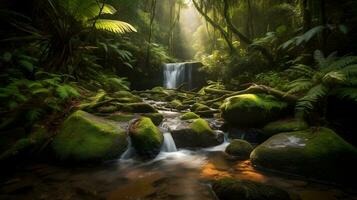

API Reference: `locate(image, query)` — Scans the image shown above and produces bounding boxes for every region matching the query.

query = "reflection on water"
[1,147,356,200]
[1,111,356,200]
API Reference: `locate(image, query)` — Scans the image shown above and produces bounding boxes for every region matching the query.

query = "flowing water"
[163,63,192,89]
[1,111,357,200]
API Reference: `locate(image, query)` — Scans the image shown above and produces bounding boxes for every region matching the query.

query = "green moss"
[106,113,136,122]
[129,117,163,157]
[52,110,127,162]
[112,91,142,103]
[117,103,158,113]
[225,139,253,160]
[250,127,357,182]
[262,118,309,137]
[192,103,210,112]
[180,112,200,120]
[97,105,118,113]
[212,178,290,200]
[190,118,214,135]
[220,94,288,127]
[170,99,184,109]
[142,113,164,126]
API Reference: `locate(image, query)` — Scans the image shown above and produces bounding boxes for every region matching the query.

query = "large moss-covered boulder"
[220,94,288,127]
[180,112,200,120]
[250,127,357,182]
[171,118,223,148]
[212,178,291,200]
[129,117,163,158]
[52,110,128,162]
[225,139,253,160]
[262,118,308,138]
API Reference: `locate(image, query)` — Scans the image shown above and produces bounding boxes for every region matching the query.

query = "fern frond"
[296,84,328,114]
[334,87,357,102]
[287,78,314,94]
[287,64,315,77]
[327,56,357,69]
[56,85,79,99]
[340,64,357,76]
[26,108,43,122]
[322,71,346,85]
[32,88,51,95]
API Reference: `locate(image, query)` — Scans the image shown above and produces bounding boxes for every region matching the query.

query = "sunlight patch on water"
[152,150,207,168]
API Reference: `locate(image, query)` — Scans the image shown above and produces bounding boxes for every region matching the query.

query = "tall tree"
[145,0,157,66]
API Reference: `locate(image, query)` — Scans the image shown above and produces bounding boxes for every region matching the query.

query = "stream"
[0,110,357,200]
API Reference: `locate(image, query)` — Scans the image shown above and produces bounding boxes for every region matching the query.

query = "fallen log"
[205,84,298,104]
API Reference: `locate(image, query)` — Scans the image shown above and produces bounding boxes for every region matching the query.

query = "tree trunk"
[204,84,298,105]
[192,0,235,52]
[145,0,157,67]
[222,0,274,65]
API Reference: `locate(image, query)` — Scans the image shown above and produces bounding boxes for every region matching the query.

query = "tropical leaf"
[93,19,137,34]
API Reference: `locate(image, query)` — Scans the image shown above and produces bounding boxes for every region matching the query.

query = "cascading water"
[163,63,192,89]
[161,132,177,152]
[120,136,135,160]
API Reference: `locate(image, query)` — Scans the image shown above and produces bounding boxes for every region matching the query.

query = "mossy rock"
[250,127,357,182]
[180,112,200,120]
[225,139,253,160]
[112,91,142,103]
[192,103,210,112]
[212,178,291,200]
[106,113,136,122]
[171,118,223,148]
[52,110,128,162]
[262,118,309,138]
[169,99,184,110]
[117,103,158,113]
[142,113,164,126]
[220,94,288,127]
[97,105,118,113]
[129,117,163,158]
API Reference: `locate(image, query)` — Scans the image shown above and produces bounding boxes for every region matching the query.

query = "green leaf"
[18,60,34,72]
[32,88,51,95]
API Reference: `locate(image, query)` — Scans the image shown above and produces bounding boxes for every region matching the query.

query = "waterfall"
[120,136,135,160]
[163,63,193,89]
[161,132,177,152]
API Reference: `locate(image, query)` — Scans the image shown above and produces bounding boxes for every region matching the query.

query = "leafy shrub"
[0,72,79,129]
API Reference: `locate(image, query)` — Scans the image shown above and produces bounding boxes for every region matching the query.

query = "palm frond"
[93,19,137,34]
[57,0,116,21]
